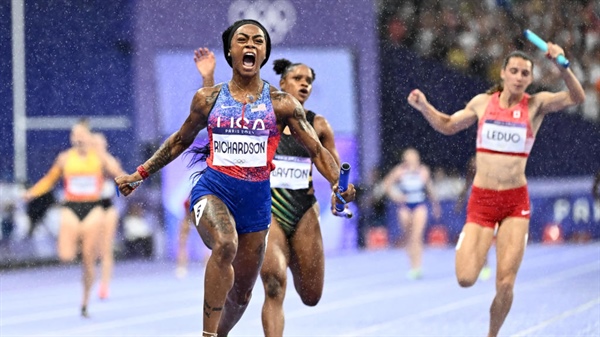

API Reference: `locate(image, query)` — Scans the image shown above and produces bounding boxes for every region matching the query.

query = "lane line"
[510,297,600,337]
[339,261,599,336]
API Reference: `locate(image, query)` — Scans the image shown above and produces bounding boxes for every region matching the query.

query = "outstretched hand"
[114,173,143,197]
[194,47,216,79]
[407,89,429,112]
[330,183,356,218]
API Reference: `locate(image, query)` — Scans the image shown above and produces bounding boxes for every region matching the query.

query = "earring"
[227,52,231,57]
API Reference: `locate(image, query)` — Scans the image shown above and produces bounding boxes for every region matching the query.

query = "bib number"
[270,155,312,190]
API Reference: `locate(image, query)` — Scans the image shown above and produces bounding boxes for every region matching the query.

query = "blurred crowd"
[378,0,600,120]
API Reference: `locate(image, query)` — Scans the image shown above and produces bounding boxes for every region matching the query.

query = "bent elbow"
[436,126,457,136]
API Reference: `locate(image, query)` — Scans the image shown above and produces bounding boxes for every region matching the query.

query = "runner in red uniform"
[407,45,585,337]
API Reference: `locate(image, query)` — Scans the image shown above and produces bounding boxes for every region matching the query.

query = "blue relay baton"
[115,180,142,197]
[524,29,570,68]
[334,162,352,218]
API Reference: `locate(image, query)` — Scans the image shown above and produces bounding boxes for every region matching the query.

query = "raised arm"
[194,47,216,88]
[407,89,481,135]
[115,87,217,195]
[534,43,585,116]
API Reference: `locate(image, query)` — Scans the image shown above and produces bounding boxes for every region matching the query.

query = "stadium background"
[0,0,599,266]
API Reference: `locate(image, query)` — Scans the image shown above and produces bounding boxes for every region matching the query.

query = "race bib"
[270,155,312,190]
[66,175,99,196]
[480,121,527,153]
[212,128,269,167]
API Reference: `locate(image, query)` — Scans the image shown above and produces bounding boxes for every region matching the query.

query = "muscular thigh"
[455,222,495,278]
[289,203,323,286]
[399,207,411,229]
[80,206,103,245]
[191,195,236,249]
[58,207,82,259]
[261,216,290,277]
[496,217,529,279]
[411,205,428,233]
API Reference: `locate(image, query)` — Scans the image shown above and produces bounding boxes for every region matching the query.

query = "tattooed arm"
[115,86,220,196]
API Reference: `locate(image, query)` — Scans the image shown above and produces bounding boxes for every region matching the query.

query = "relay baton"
[334,162,352,218]
[115,180,142,197]
[524,29,570,68]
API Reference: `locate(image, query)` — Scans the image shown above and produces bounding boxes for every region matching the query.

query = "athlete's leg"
[260,216,290,337]
[217,228,268,336]
[99,205,119,297]
[488,217,528,337]
[79,206,103,315]
[192,195,238,336]
[176,214,192,278]
[407,204,428,273]
[398,206,412,248]
[57,207,81,262]
[289,203,324,306]
[455,223,495,287]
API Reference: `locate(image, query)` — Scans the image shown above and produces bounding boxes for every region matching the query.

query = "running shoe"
[479,266,492,281]
[407,268,423,280]
[98,283,109,300]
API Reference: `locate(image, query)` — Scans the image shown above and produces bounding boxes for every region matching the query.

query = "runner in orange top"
[25,121,124,317]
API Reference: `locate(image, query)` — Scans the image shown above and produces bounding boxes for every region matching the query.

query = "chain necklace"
[229,79,262,103]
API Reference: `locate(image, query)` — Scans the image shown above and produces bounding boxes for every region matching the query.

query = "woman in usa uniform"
[115,20,355,337]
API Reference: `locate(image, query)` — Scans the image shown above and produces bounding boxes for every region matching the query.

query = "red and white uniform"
[467,92,533,228]
[476,92,535,157]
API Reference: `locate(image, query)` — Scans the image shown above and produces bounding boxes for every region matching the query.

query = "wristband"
[137,165,150,180]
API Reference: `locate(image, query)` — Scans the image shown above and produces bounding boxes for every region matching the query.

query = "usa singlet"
[190,81,280,234]
[476,92,535,157]
[205,82,280,181]
[397,170,426,210]
[270,110,318,237]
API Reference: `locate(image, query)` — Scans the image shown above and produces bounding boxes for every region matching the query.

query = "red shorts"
[466,185,530,229]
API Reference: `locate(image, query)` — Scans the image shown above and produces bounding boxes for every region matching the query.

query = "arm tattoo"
[205,90,219,106]
[204,300,223,318]
[146,141,173,174]
[272,92,286,102]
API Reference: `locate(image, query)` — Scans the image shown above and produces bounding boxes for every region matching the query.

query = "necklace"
[230,79,262,103]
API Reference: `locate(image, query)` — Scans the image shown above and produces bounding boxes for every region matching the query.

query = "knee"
[456,275,477,288]
[212,237,238,265]
[58,251,76,263]
[296,277,323,306]
[496,277,515,296]
[300,289,322,307]
[262,273,286,299]
[229,288,253,307]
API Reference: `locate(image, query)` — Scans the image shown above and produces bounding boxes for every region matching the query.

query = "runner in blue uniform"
[115,20,355,337]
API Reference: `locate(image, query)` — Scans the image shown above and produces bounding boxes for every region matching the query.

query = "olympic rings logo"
[234,159,246,164]
[228,0,297,44]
